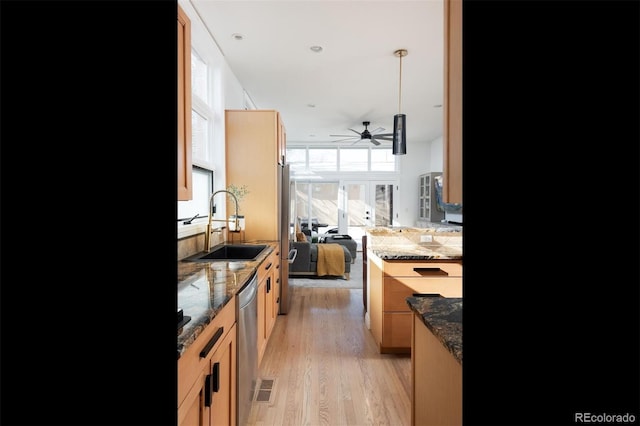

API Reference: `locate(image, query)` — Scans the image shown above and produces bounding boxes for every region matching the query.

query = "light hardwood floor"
[247,285,411,426]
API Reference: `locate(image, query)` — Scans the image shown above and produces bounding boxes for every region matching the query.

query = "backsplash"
[177,230,225,260]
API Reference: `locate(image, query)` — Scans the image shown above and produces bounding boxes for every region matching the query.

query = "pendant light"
[392,49,408,155]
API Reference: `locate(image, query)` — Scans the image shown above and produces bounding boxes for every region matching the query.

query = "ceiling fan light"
[392,114,406,155]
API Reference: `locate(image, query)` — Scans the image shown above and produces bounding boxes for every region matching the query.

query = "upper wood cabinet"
[443,0,462,204]
[225,109,286,241]
[178,5,192,201]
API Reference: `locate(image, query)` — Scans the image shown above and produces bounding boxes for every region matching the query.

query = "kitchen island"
[364,226,462,353]
[406,296,462,425]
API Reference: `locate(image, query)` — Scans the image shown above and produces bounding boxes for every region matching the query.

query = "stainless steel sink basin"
[184,244,268,262]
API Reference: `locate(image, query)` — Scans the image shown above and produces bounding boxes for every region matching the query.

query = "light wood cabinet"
[257,249,279,365]
[368,253,462,353]
[178,299,236,426]
[225,109,289,315]
[411,313,462,425]
[225,109,286,241]
[443,0,462,204]
[178,5,192,200]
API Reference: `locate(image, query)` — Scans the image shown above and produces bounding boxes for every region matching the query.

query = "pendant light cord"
[394,49,407,114]
[398,52,403,114]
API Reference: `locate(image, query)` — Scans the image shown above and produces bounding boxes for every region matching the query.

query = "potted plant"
[226,184,249,231]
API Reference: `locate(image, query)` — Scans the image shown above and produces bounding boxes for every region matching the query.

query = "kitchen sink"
[184,244,268,262]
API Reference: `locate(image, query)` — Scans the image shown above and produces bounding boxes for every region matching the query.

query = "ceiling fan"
[330,121,394,146]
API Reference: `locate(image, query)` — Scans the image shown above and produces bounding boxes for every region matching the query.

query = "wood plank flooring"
[247,286,411,426]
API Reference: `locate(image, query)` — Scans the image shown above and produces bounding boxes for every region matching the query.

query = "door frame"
[340,179,397,234]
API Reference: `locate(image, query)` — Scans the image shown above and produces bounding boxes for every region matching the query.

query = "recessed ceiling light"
[433,104,442,108]
[307,104,316,108]
[231,33,244,41]
[309,45,323,53]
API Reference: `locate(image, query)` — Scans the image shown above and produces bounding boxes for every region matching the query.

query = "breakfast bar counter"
[366,225,462,260]
[406,296,462,364]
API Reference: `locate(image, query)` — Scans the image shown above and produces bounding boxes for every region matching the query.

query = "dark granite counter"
[406,297,462,364]
[177,241,278,358]
[366,226,462,260]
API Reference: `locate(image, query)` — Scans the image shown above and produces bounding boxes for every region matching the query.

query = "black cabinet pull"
[264,262,273,271]
[413,267,448,276]
[199,327,224,358]
[266,277,271,293]
[204,373,213,407]
[211,362,220,392]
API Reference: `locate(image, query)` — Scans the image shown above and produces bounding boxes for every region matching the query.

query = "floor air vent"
[255,378,276,403]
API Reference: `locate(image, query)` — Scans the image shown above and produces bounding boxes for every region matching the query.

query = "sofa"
[289,240,352,280]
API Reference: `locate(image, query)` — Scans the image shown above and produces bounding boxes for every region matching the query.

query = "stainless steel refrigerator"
[278,163,292,314]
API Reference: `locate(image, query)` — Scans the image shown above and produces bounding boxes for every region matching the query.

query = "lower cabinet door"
[178,370,206,426]
[207,324,237,426]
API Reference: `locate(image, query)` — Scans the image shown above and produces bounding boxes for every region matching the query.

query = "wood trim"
[177,5,192,200]
[443,0,462,204]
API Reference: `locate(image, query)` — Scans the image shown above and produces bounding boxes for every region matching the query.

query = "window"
[286,146,397,173]
[287,148,306,173]
[371,148,395,171]
[190,49,215,169]
[308,148,337,171]
[339,148,368,171]
[178,166,214,222]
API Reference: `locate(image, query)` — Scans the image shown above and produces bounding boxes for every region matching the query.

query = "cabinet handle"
[266,277,271,293]
[264,262,273,271]
[199,327,224,358]
[204,362,221,407]
[413,267,449,276]
[211,362,220,393]
[204,373,213,407]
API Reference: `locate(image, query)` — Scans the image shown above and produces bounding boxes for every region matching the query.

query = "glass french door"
[294,181,339,235]
[341,181,396,246]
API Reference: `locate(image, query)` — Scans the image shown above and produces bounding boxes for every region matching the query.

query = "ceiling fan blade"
[373,134,394,141]
[331,137,359,143]
[370,127,385,134]
[370,139,381,146]
[350,139,361,146]
[330,134,357,137]
[348,128,362,136]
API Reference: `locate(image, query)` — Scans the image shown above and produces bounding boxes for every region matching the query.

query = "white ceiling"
[190,0,444,147]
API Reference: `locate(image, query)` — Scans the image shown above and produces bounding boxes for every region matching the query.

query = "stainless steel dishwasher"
[237,271,258,426]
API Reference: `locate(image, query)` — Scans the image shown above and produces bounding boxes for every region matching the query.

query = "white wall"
[395,136,443,227]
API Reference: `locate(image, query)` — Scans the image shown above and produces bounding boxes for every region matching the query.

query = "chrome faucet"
[204,190,239,252]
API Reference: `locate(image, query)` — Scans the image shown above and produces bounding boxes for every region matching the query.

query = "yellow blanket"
[316,243,345,276]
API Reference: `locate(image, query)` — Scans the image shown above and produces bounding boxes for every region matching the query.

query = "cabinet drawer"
[389,276,463,298]
[383,260,462,278]
[178,298,236,407]
[383,278,413,312]
[382,312,412,351]
[258,250,277,283]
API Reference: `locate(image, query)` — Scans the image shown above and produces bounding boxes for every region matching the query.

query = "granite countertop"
[177,241,278,359]
[406,296,462,364]
[366,225,462,260]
